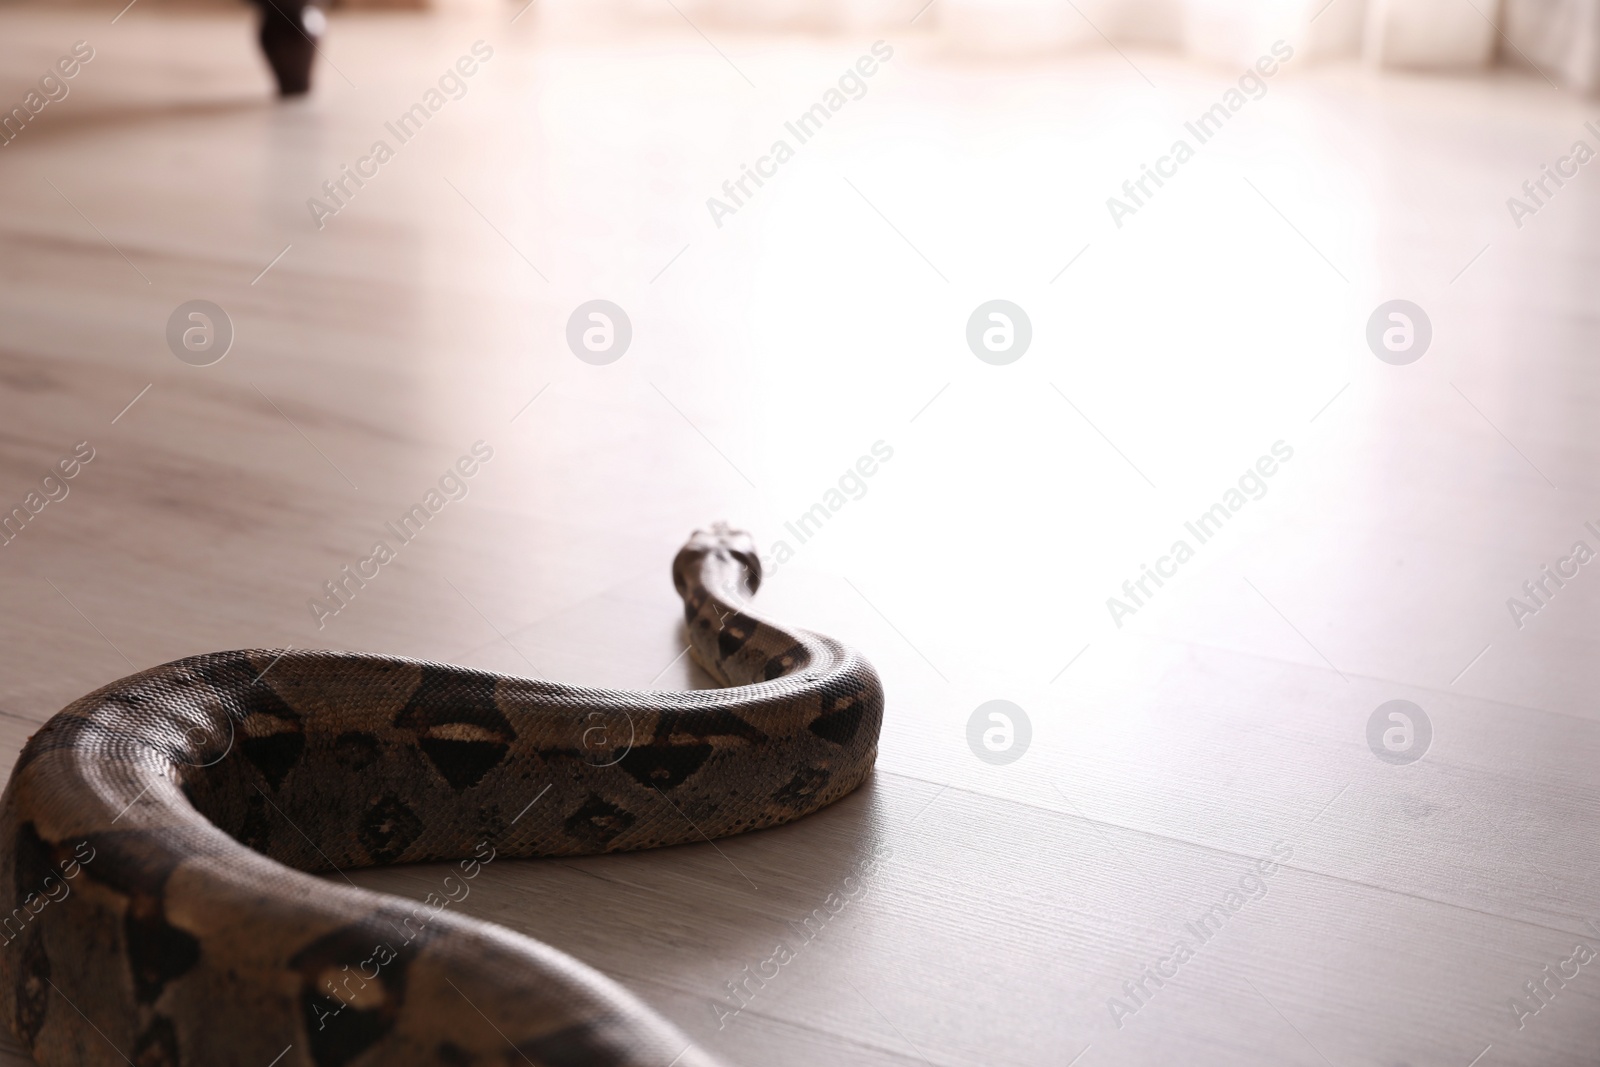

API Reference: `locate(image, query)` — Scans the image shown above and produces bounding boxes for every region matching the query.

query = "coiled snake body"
[0,526,884,1066]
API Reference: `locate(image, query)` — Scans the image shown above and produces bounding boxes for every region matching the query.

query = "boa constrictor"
[0,525,884,1066]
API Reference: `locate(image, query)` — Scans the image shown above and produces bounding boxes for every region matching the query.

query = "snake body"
[0,525,884,1066]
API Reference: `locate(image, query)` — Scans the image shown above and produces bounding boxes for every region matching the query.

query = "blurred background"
[543,0,1598,87]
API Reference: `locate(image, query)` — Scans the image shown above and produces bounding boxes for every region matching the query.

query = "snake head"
[673,522,763,598]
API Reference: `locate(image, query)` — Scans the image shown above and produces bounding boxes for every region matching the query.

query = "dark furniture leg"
[254,0,323,97]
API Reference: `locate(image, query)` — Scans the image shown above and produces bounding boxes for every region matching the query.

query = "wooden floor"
[3,3,1600,1064]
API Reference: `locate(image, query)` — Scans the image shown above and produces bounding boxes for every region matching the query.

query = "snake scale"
[0,525,884,1067]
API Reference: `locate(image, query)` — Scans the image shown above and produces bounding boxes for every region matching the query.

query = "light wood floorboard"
[0,4,1597,1064]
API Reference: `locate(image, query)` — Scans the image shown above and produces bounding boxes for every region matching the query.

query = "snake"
[0,524,884,1067]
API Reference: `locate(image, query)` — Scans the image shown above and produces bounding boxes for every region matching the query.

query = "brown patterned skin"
[0,525,883,1067]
